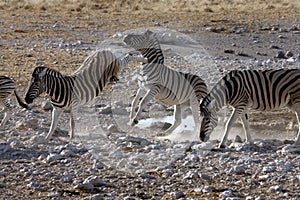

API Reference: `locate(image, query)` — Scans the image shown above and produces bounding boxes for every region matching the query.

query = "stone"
[169,191,185,199]
[285,51,293,58]
[275,51,286,59]
[29,135,48,144]
[74,182,94,192]
[269,185,283,192]
[41,101,53,110]
[107,124,119,133]
[0,142,12,153]
[46,153,63,162]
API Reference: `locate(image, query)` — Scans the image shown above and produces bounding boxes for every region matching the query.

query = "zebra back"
[73,50,120,79]
[179,72,208,103]
[203,69,300,113]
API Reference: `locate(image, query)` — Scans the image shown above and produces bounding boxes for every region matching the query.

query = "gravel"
[1,1,300,199]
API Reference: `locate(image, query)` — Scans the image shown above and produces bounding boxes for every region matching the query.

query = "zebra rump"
[0,76,28,126]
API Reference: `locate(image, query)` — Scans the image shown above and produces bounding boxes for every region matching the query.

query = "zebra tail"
[14,90,29,109]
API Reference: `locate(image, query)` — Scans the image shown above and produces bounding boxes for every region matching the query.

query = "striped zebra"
[123,30,208,135]
[25,50,147,140]
[0,76,28,127]
[200,69,300,148]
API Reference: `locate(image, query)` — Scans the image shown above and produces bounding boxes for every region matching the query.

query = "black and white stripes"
[0,76,28,127]
[25,50,147,140]
[124,31,208,134]
[200,69,300,147]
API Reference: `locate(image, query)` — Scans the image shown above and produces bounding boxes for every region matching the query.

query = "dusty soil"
[1,0,300,199]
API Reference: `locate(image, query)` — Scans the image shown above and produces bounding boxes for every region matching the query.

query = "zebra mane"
[33,67,64,79]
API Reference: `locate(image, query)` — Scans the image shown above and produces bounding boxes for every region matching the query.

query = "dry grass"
[0,0,299,87]
[0,0,299,14]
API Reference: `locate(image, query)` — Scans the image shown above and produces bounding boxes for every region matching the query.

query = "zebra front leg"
[0,112,11,127]
[163,104,182,134]
[130,88,144,126]
[219,107,243,148]
[190,98,201,135]
[240,112,253,143]
[45,108,62,140]
[131,88,157,126]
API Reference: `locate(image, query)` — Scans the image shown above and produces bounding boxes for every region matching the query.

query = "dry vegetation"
[0,0,299,85]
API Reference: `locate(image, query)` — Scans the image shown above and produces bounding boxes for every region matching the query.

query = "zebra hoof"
[218,143,226,149]
[130,119,138,126]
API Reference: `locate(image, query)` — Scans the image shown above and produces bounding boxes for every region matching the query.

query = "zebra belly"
[248,95,291,111]
[154,87,191,105]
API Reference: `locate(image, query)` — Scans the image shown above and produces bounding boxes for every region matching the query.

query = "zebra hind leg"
[46,108,62,140]
[130,88,144,126]
[69,109,77,139]
[291,107,300,145]
[240,112,253,143]
[0,100,12,127]
[162,104,182,134]
[190,98,201,140]
[131,89,155,126]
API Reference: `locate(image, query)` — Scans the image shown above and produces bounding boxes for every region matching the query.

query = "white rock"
[90,194,104,200]
[10,140,25,149]
[269,185,283,192]
[74,182,94,192]
[169,191,185,199]
[202,185,214,193]
[183,171,199,179]
[107,124,119,133]
[47,192,61,198]
[83,176,107,187]
[258,174,269,181]
[199,173,211,180]
[262,166,276,173]
[60,149,76,157]
[29,134,48,144]
[62,174,73,183]
[219,190,234,199]
[41,101,53,110]
[46,153,63,162]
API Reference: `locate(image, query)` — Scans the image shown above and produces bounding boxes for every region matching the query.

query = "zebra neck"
[210,86,228,112]
[44,72,71,104]
[141,48,164,64]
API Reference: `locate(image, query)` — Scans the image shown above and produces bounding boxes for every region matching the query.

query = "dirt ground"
[1,0,299,83]
[1,0,300,199]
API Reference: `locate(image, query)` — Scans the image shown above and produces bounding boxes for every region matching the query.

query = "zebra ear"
[145,30,154,36]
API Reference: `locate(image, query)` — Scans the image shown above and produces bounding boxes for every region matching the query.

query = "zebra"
[200,69,300,148]
[25,50,147,140]
[123,30,208,135]
[0,76,28,127]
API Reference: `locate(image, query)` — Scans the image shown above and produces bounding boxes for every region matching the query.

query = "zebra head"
[200,96,218,142]
[123,30,164,63]
[25,67,47,104]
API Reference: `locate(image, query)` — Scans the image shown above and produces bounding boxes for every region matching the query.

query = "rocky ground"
[1,0,300,199]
